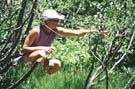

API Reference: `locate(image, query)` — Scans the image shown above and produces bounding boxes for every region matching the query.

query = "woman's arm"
[57,27,109,37]
[57,27,98,37]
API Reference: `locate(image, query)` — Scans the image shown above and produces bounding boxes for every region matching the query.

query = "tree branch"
[110,31,135,70]
[6,62,38,89]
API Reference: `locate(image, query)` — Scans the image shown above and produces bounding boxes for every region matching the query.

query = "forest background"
[0,0,135,89]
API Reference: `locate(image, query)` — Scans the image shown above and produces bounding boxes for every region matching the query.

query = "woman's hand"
[43,46,55,54]
[100,30,109,37]
[87,30,109,37]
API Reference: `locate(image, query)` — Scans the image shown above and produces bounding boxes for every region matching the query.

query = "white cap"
[40,9,64,21]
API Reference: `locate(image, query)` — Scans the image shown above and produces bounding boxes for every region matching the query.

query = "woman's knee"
[49,58,62,68]
[45,58,61,74]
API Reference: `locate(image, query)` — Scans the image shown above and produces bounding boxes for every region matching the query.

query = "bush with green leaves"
[0,0,135,89]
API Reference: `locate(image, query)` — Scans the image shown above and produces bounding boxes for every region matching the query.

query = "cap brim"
[47,14,64,20]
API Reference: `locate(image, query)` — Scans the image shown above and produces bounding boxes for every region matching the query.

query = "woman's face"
[45,19,59,29]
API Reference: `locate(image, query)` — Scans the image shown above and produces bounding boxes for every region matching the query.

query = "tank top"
[32,25,57,46]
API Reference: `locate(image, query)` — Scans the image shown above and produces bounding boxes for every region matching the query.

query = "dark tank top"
[32,25,57,46]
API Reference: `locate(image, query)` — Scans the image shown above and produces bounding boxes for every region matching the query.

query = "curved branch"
[85,37,99,89]
[86,65,104,89]
[6,62,38,89]
[24,0,38,35]
[0,62,12,74]
[0,8,20,26]
[110,31,135,70]
[0,0,27,63]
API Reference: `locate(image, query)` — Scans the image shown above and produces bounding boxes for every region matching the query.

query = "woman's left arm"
[57,27,98,37]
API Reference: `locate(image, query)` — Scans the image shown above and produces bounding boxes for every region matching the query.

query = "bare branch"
[6,62,38,89]
[123,75,135,89]
[86,65,104,89]
[110,31,135,70]
[105,67,109,89]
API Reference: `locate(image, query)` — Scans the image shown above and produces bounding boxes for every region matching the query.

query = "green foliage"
[7,65,131,89]
[0,0,135,89]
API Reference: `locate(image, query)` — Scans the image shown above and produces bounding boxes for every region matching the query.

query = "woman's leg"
[23,50,61,74]
[44,58,62,74]
[23,50,46,62]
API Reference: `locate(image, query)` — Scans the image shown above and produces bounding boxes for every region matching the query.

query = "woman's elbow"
[22,46,29,53]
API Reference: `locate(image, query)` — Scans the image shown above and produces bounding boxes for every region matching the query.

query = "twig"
[6,62,38,89]
[84,56,95,89]
[84,34,99,89]
[91,51,104,66]
[123,75,135,89]
[0,62,12,74]
[100,31,135,81]
[24,0,38,35]
[110,31,135,70]
[107,34,125,63]
[86,65,104,89]
[105,67,109,89]
[0,0,27,63]
[0,32,14,53]
[0,8,20,26]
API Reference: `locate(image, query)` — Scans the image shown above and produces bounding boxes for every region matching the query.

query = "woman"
[22,9,106,74]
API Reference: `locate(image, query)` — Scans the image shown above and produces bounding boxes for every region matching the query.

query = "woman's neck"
[40,25,51,33]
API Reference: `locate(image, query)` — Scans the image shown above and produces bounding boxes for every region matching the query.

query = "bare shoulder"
[29,27,39,36]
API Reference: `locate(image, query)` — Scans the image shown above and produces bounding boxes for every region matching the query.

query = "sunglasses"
[49,19,59,22]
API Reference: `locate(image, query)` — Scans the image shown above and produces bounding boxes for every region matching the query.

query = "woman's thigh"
[23,50,46,62]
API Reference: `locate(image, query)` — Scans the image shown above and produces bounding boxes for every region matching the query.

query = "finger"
[47,50,51,54]
[51,47,55,50]
[49,48,54,53]
[47,49,53,54]
[36,58,43,62]
[101,33,108,37]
